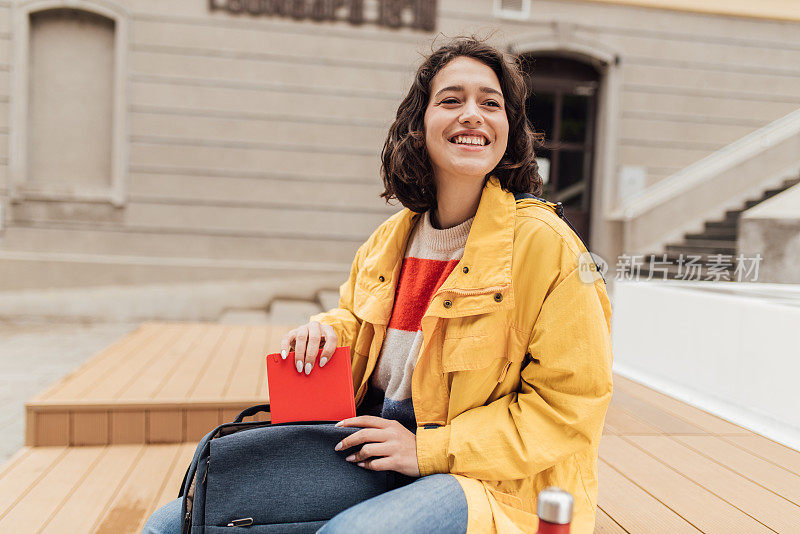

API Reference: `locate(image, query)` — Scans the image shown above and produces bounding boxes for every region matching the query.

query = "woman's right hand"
[280,320,338,376]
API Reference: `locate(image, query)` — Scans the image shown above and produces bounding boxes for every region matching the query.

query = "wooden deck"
[2,322,799,532]
[25,322,278,446]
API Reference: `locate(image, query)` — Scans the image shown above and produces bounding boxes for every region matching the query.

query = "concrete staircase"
[633,174,800,281]
[219,288,340,326]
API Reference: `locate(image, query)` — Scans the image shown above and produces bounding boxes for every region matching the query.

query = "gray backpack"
[179,404,412,533]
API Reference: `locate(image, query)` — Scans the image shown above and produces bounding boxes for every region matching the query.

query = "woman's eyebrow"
[433,85,503,99]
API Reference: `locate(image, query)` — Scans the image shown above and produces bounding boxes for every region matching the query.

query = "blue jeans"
[142,473,468,534]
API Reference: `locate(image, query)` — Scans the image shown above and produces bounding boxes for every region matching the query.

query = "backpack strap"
[513,192,606,284]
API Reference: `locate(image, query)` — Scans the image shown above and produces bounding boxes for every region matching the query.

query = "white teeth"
[453,135,486,146]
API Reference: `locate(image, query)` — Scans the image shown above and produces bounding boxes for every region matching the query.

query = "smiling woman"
[142,35,613,534]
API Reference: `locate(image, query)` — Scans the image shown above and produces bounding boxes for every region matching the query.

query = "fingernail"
[335,420,343,427]
[320,357,328,367]
[346,454,355,462]
[296,360,303,373]
[305,362,312,375]
[281,349,287,359]
[334,442,342,451]
[357,462,365,467]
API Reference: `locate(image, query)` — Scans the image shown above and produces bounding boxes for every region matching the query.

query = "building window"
[28,9,114,192]
[10,3,127,205]
[493,0,531,20]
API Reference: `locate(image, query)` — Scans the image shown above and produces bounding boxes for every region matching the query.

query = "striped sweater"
[357,209,474,432]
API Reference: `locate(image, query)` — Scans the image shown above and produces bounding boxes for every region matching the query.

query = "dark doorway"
[518,54,600,245]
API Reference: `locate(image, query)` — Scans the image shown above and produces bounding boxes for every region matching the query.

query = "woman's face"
[424,56,509,189]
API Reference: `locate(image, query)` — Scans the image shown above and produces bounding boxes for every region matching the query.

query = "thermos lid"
[537,487,574,524]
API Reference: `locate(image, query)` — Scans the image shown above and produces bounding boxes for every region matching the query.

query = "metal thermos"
[536,487,573,534]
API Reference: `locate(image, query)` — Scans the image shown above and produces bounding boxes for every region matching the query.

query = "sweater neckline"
[417,210,474,252]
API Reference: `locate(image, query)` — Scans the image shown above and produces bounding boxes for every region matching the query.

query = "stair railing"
[609,107,800,255]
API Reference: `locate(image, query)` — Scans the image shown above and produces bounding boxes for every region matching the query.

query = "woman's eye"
[486,101,500,107]
[441,98,501,107]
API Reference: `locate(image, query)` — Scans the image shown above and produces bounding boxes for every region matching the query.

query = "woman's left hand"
[334,416,421,478]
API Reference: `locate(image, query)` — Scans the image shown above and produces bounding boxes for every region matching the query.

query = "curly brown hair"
[379,35,544,212]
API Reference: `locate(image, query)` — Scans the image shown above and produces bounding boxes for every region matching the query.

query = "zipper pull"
[227,518,254,527]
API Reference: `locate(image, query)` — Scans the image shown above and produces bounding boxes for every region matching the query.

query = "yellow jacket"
[310,176,613,533]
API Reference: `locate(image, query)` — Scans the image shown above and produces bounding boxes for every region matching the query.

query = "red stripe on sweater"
[387,257,460,332]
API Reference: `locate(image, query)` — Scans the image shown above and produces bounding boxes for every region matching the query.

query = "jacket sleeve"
[307,241,367,351]
[416,267,614,479]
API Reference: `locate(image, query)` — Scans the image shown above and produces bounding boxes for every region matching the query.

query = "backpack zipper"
[227,517,254,527]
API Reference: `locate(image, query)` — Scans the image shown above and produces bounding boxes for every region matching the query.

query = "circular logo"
[578,252,608,283]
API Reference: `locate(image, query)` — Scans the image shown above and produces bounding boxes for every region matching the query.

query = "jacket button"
[443,299,453,309]
[378,275,385,282]
[462,266,469,274]
[493,293,503,302]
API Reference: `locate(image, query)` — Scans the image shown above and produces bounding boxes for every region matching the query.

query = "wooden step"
[0,444,195,533]
[4,374,799,532]
[24,323,285,446]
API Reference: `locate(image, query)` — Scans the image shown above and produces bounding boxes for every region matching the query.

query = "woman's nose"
[459,100,483,124]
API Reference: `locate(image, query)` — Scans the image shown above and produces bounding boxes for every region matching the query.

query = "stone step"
[684,231,736,241]
[641,252,738,264]
[316,289,341,312]
[782,176,800,188]
[633,265,736,282]
[268,299,323,327]
[724,210,743,222]
[665,240,737,255]
[218,309,270,324]
[704,220,738,232]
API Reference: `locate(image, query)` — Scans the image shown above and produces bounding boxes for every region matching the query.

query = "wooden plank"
[627,435,800,532]
[93,445,184,534]
[224,325,271,400]
[189,325,248,400]
[148,410,184,444]
[598,458,701,533]
[82,325,183,401]
[151,324,227,400]
[613,374,753,435]
[72,411,109,446]
[609,389,707,435]
[673,435,800,505]
[603,399,663,435]
[39,446,144,533]
[259,326,288,400]
[0,447,104,531]
[120,323,207,401]
[133,442,197,533]
[599,435,773,533]
[185,409,220,442]
[36,324,159,401]
[0,447,66,516]
[34,411,69,447]
[724,435,800,476]
[111,412,147,444]
[594,507,629,533]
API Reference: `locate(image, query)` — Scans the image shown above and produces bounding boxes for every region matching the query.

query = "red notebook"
[265,346,356,424]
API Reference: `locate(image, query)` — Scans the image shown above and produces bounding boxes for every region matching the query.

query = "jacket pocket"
[441,330,524,375]
[485,487,540,531]
[485,486,523,508]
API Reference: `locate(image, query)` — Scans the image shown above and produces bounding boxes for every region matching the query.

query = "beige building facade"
[0,0,798,296]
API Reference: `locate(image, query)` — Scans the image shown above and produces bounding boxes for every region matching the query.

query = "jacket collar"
[355,176,516,323]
